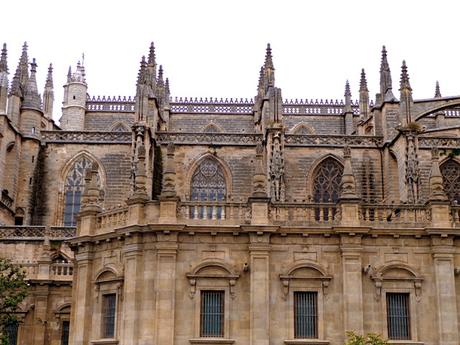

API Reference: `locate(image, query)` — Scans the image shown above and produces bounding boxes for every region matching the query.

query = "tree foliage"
[0,258,28,345]
[345,331,389,345]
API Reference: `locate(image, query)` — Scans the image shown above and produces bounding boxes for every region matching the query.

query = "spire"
[0,43,7,73]
[22,58,41,110]
[379,45,396,103]
[43,63,54,118]
[10,42,29,97]
[157,65,164,86]
[67,66,72,83]
[344,80,352,113]
[359,69,370,119]
[434,81,442,98]
[146,42,157,88]
[399,60,413,126]
[264,43,274,70]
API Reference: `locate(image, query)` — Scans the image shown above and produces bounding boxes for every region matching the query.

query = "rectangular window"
[294,291,318,339]
[61,320,70,345]
[5,321,19,345]
[387,293,411,340]
[200,290,224,337]
[102,293,116,338]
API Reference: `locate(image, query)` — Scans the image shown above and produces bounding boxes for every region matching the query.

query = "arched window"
[440,159,460,203]
[190,158,226,219]
[312,157,343,203]
[63,156,95,226]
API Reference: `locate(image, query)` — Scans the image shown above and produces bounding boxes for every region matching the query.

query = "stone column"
[155,232,178,345]
[69,247,93,345]
[432,236,459,345]
[249,233,271,345]
[121,234,143,345]
[341,235,364,335]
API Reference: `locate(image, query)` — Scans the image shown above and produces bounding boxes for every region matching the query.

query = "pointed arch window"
[63,156,96,226]
[312,158,343,203]
[440,159,460,203]
[190,158,226,219]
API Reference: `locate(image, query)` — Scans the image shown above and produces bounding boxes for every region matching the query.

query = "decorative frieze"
[42,131,131,144]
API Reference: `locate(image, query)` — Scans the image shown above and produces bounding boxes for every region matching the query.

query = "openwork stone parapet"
[0,226,76,239]
[157,132,263,146]
[284,135,383,147]
[42,131,132,144]
[418,137,460,149]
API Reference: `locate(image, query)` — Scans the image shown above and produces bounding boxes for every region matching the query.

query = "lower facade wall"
[68,230,460,345]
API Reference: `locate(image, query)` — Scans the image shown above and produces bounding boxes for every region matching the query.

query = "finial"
[344,80,352,114]
[434,81,442,98]
[158,65,164,81]
[148,42,156,65]
[264,43,274,69]
[22,57,41,110]
[359,68,368,92]
[0,43,7,73]
[45,63,53,88]
[399,60,411,90]
[165,77,170,93]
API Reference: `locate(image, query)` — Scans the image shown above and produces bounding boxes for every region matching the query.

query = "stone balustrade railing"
[270,203,340,225]
[50,262,74,280]
[360,204,430,226]
[179,201,250,224]
[97,207,129,230]
[0,226,76,239]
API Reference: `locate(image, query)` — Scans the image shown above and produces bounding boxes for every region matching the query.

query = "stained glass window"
[440,159,460,203]
[312,158,343,203]
[190,158,226,219]
[63,156,95,226]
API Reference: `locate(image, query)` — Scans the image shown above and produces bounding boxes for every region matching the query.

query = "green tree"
[345,331,389,345]
[0,258,28,345]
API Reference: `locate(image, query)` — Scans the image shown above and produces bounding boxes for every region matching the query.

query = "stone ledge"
[284,340,329,345]
[90,339,119,345]
[189,338,235,345]
[388,341,424,345]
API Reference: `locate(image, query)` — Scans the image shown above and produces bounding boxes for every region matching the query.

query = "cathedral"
[1,41,460,345]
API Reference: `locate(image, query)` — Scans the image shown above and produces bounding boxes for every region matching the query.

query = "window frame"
[61,320,70,345]
[101,293,117,339]
[386,292,411,340]
[293,291,318,339]
[200,290,225,338]
[382,289,418,341]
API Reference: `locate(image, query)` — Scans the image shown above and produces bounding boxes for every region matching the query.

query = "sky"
[3,0,460,122]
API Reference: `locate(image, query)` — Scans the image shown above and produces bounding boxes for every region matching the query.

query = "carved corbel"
[414,281,422,301]
[281,278,289,300]
[229,279,236,299]
[321,280,330,295]
[189,278,197,299]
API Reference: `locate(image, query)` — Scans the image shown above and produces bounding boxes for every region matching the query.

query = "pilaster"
[340,235,363,335]
[249,233,271,345]
[155,232,178,345]
[431,236,458,345]
[32,285,49,345]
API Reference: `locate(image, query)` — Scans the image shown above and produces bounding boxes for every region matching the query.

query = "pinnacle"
[344,80,351,98]
[400,60,411,90]
[264,43,274,69]
[30,58,37,74]
[359,68,368,92]
[0,43,7,73]
[148,42,156,65]
[158,65,164,83]
[434,81,442,98]
[45,63,53,88]
[380,45,390,71]
[136,56,147,85]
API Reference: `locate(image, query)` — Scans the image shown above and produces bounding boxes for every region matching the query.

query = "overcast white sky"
[3,0,460,121]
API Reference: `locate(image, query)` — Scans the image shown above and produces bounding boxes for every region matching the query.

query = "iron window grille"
[386,292,411,340]
[294,291,318,339]
[61,320,70,345]
[102,293,117,338]
[200,290,225,337]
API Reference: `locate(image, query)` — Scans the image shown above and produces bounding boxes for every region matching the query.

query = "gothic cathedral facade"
[1,42,460,345]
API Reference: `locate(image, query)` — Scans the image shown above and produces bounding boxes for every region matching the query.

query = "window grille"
[5,321,19,345]
[190,158,226,219]
[63,156,97,226]
[102,294,116,338]
[61,320,70,345]
[294,291,318,339]
[200,290,224,337]
[440,159,460,203]
[387,293,411,340]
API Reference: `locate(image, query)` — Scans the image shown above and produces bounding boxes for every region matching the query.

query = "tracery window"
[312,158,343,203]
[440,159,460,203]
[63,156,95,226]
[190,158,226,219]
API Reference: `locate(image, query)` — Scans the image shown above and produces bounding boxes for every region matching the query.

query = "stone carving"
[269,133,285,202]
[406,134,421,203]
[157,132,262,146]
[42,131,131,144]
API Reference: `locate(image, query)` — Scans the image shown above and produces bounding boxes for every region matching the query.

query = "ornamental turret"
[60,60,87,130]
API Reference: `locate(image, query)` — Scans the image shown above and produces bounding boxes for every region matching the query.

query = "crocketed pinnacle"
[157,64,164,86]
[264,43,274,70]
[10,42,29,96]
[22,58,42,110]
[45,63,53,88]
[379,45,395,101]
[0,43,7,73]
[148,42,156,66]
[399,60,412,91]
[136,56,147,85]
[165,77,170,95]
[359,68,368,92]
[344,80,352,113]
[434,81,442,98]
